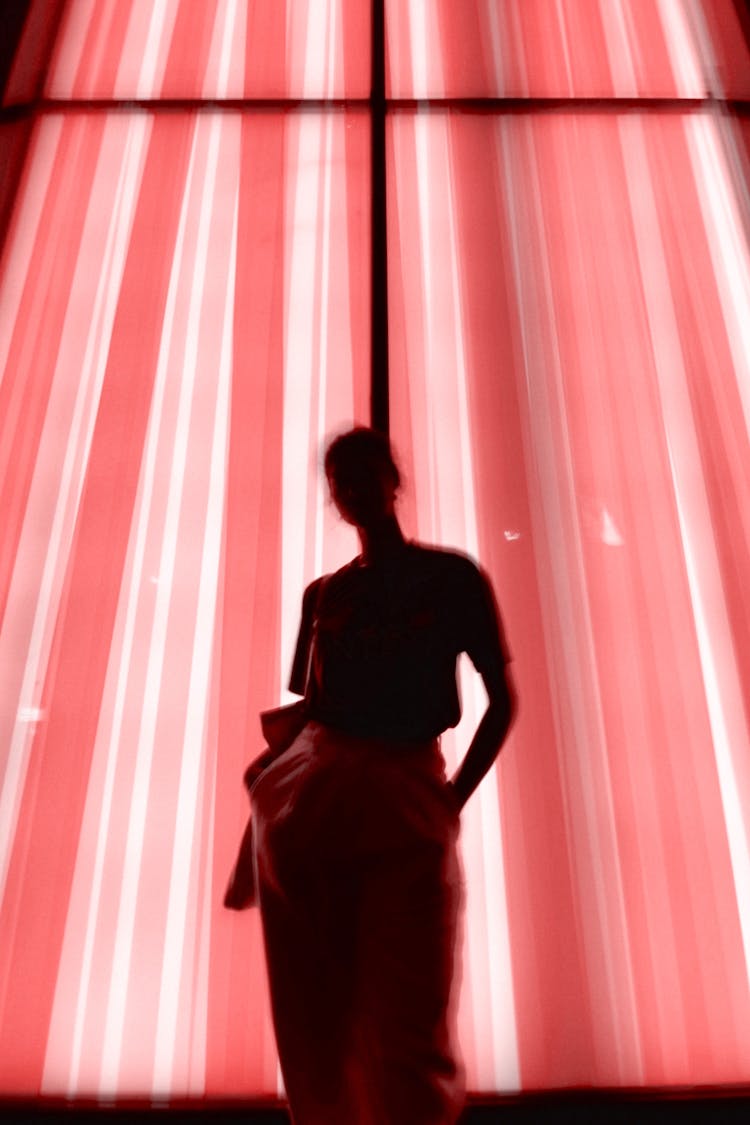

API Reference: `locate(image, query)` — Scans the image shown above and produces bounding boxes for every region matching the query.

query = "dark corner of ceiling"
[1,0,67,106]
[734,0,750,57]
[0,0,67,261]
[0,1,33,102]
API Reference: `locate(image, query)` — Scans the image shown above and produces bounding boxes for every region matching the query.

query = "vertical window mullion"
[371,0,389,434]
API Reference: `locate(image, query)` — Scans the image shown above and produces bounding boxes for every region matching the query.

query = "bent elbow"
[506,681,519,725]
[486,678,518,741]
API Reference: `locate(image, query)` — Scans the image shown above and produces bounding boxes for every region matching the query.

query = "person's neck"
[356,516,407,566]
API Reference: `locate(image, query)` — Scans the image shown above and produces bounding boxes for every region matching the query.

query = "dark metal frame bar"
[2,95,750,118]
[370,0,388,435]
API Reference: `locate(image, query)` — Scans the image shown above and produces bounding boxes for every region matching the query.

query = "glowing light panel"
[44,0,370,99]
[385,0,707,98]
[0,108,369,1096]
[389,109,750,1089]
[2,0,750,1105]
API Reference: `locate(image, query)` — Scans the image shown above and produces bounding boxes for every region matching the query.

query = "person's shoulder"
[302,574,328,597]
[303,559,358,602]
[300,573,331,609]
[409,540,482,580]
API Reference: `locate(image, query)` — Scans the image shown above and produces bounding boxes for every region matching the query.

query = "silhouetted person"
[248,426,516,1123]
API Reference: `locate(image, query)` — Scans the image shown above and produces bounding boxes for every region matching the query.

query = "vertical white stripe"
[281,115,321,709]
[302,0,330,97]
[486,1,504,94]
[201,0,237,99]
[437,115,520,1090]
[311,1,337,581]
[152,131,236,1095]
[621,115,750,993]
[656,0,705,98]
[133,0,173,99]
[500,117,642,1080]
[0,118,149,919]
[410,15,444,532]
[686,118,750,441]
[506,0,528,96]
[189,740,216,1095]
[601,0,638,96]
[98,119,206,1094]
[401,109,521,1086]
[555,0,574,94]
[0,119,65,381]
[408,0,430,96]
[313,112,333,581]
[34,118,151,1096]
[214,0,240,98]
[615,0,645,95]
[668,440,750,983]
[413,118,439,538]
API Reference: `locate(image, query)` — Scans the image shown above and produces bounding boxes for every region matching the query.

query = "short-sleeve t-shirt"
[288,540,511,741]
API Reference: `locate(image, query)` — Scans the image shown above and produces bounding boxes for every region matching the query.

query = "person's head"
[323,426,401,528]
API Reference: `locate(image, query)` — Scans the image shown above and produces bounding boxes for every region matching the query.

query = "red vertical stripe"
[69,1,124,100]
[444,113,599,1086]
[340,0,371,98]
[205,114,288,1094]
[244,0,289,97]
[161,0,219,98]
[0,117,104,649]
[0,117,194,1092]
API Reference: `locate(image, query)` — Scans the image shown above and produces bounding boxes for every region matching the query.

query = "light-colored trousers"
[250,719,466,1124]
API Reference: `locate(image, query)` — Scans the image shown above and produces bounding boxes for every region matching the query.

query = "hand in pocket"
[224,815,257,910]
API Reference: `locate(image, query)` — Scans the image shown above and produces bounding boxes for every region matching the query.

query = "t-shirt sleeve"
[287,577,325,695]
[460,560,511,680]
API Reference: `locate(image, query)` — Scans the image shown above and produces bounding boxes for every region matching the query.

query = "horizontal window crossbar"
[2,95,749,121]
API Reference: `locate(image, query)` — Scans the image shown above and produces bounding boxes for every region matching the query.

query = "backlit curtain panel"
[2,0,750,1106]
[41,0,369,98]
[385,0,731,97]
[0,0,370,1098]
[388,35,750,1109]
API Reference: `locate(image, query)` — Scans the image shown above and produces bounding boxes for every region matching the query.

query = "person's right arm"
[448,560,518,811]
[448,661,516,811]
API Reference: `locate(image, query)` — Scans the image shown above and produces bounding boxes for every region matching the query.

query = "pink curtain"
[0,106,369,1096]
[388,108,750,1090]
[385,0,726,98]
[1,0,750,1102]
[43,0,369,99]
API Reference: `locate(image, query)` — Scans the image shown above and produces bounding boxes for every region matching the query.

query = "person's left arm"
[448,562,518,811]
